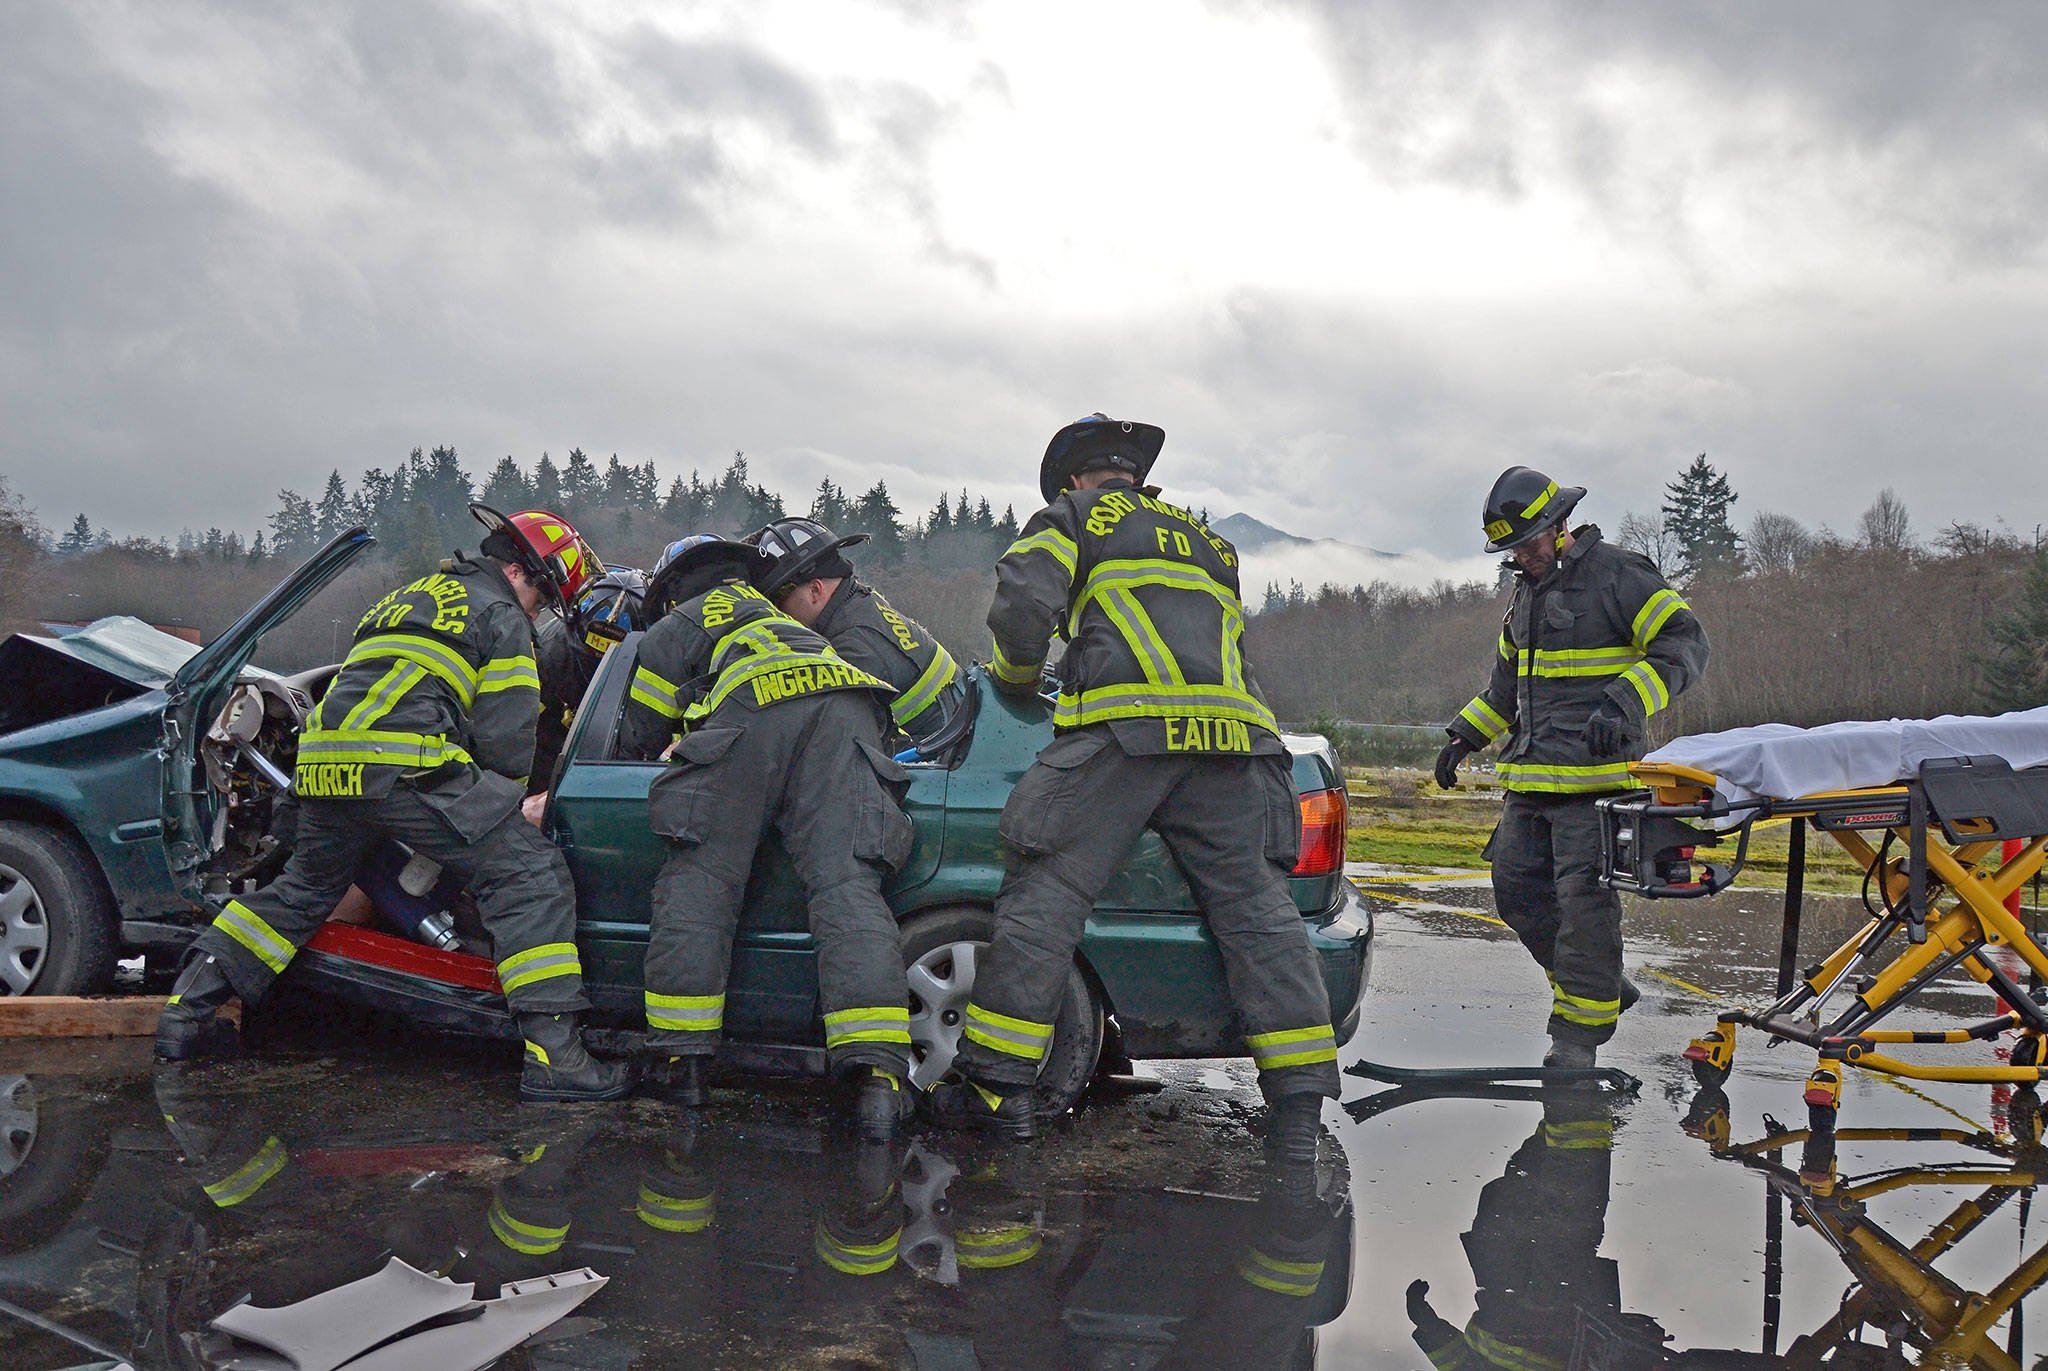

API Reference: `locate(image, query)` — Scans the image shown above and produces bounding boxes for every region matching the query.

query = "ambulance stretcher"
[1595,718,2048,1134]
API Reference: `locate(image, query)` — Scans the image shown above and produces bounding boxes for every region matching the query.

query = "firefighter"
[619,535,918,1140]
[1435,467,1709,1069]
[1405,1094,1671,1369]
[532,565,648,792]
[156,505,632,1104]
[745,517,965,747]
[926,413,1341,1158]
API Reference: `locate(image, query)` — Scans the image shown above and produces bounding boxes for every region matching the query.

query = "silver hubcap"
[906,940,980,1091]
[0,1076,35,1182]
[0,863,49,996]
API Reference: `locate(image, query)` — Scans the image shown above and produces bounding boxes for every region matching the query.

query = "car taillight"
[1293,787,1347,877]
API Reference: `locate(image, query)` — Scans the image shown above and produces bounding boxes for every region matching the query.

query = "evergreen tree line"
[1250,455,2048,733]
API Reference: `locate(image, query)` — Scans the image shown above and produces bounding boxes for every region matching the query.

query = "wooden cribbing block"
[0,995,241,1039]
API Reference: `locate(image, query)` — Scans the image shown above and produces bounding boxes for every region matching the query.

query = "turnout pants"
[193,768,589,1014]
[954,728,1341,1101]
[1488,790,1624,1047]
[643,690,913,1077]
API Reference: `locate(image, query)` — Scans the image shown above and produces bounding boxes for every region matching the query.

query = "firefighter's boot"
[923,1075,1037,1142]
[1618,974,1641,1014]
[640,1054,710,1107]
[1266,1094,1324,1173]
[855,1067,914,1143]
[517,1012,632,1103]
[1543,1038,1597,1071]
[154,954,242,1062]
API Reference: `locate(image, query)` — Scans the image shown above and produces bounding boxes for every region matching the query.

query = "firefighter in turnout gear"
[621,535,919,1139]
[928,413,1341,1152]
[532,565,648,792]
[1437,467,1709,1069]
[156,506,633,1104]
[746,517,966,747]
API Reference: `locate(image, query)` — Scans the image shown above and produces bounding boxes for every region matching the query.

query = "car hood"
[21,616,204,686]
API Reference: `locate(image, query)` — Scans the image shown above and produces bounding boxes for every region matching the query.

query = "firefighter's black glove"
[1434,737,1475,790]
[1584,699,1637,759]
[1405,1279,1460,1347]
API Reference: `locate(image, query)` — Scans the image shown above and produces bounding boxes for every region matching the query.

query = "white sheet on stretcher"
[1642,706,2048,808]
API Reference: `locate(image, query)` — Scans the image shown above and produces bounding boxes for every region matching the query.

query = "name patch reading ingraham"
[750,661,876,706]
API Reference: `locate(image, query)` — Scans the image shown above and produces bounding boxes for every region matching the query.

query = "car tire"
[900,905,1104,1121]
[0,822,117,997]
[0,1077,110,1253]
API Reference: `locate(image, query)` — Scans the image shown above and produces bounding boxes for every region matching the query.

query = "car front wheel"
[0,822,117,997]
[900,905,1103,1121]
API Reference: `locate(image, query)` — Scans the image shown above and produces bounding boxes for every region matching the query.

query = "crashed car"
[0,530,1372,1113]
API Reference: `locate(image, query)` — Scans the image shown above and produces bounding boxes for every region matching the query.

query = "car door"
[548,634,945,1041]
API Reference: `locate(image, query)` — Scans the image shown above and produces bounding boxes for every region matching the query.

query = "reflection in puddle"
[0,1057,1354,1370]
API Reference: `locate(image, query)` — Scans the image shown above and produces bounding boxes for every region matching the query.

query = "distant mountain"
[1211,512,1501,601]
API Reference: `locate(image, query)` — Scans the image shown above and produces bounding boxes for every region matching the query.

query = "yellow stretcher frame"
[1693,1113,2048,1369]
[1600,758,2048,1115]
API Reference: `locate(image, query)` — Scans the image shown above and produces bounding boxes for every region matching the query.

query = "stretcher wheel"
[2013,1034,2044,1069]
[1689,1056,1731,1089]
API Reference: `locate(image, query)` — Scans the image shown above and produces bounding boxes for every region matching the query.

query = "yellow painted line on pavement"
[1860,1071,1991,1135]
[1354,885,1507,926]
[1642,968,1721,1001]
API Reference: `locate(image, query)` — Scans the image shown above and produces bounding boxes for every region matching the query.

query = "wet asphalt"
[5,869,2047,1369]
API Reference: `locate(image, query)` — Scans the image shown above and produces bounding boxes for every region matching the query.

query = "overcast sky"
[4,0,2044,568]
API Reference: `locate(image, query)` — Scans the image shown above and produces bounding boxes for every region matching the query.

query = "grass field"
[1342,766,1975,898]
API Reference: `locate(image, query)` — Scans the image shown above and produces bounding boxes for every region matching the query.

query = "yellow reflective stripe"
[1620,660,1669,715]
[815,1221,901,1275]
[892,645,959,725]
[1469,1326,1565,1371]
[489,1199,568,1255]
[630,665,683,718]
[1052,682,1278,735]
[710,618,805,672]
[1528,647,1640,677]
[1549,974,1621,1026]
[347,633,479,707]
[1237,1247,1325,1297]
[1458,696,1509,743]
[295,729,473,769]
[477,653,540,694]
[989,639,1042,685]
[214,900,294,974]
[498,942,580,993]
[1003,528,1078,577]
[1246,1024,1338,1070]
[204,1136,287,1207]
[1543,1120,1614,1150]
[1101,584,1186,685]
[822,1005,912,1047]
[957,1224,1043,1269]
[1519,480,1558,521]
[1631,588,1689,649]
[1496,761,1635,794]
[1497,631,1514,661]
[964,1003,1053,1060]
[339,660,425,733]
[637,1185,715,1232]
[646,991,724,1031]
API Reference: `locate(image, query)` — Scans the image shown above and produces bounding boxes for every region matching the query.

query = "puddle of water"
[6,886,2048,1368]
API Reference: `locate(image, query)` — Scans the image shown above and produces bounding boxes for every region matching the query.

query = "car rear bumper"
[1083,875,1373,1060]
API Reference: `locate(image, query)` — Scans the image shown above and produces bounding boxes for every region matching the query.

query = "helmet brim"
[1039,418,1165,505]
[756,531,868,597]
[468,502,565,606]
[1483,487,1584,553]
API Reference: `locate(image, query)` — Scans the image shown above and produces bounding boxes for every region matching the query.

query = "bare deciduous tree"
[1745,510,1812,575]
[1616,510,1676,575]
[1859,488,1914,553]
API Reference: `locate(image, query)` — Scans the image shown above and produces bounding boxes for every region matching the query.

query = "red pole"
[2008,837,2026,918]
